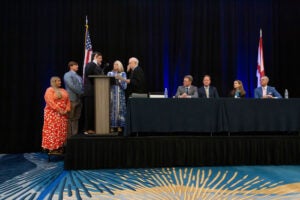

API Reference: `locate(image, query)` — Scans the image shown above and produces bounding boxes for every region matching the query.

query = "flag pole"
[83,16,88,80]
[82,15,93,82]
[84,16,88,48]
[256,28,265,88]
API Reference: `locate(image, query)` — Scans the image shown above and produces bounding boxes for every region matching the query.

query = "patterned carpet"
[0,153,300,200]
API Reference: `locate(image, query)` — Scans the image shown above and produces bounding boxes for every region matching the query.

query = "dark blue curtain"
[1,0,299,153]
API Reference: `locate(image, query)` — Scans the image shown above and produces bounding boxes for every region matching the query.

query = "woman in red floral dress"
[42,76,71,153]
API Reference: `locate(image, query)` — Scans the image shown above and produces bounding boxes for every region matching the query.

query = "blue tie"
[185,87,189,94]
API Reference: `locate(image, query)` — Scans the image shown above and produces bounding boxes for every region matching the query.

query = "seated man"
[198,75,219,98]
[254,76,282,98]
[175,75,198,98]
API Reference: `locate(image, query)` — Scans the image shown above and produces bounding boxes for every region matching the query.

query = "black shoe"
[42,148,49,153]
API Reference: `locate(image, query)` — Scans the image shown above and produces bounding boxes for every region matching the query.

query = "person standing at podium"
[107,60,127,133]
[63,61,84,137]
[125,57,147,100]
[83,51,104,134]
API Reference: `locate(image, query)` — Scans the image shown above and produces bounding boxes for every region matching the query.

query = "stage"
[64,98,300,169]
[64,133,300,170]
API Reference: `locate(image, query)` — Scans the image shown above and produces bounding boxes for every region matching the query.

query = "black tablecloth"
[223,98,300,132]
[125,98,300,136]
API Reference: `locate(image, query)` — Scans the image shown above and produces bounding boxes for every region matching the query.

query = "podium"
[89,75,114,134]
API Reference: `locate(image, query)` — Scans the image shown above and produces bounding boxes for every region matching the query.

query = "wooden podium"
[89,75,114,135]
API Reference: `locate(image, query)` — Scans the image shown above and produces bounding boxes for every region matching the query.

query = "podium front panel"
[92,76,112,134]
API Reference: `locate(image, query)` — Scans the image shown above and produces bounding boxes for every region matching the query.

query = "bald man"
[254,76,282,98]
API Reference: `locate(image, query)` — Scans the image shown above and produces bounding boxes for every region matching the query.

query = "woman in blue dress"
[107,60,127,133]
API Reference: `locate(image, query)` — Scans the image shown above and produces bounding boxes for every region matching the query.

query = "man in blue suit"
[254,76,282,98]
[64,61,84,137]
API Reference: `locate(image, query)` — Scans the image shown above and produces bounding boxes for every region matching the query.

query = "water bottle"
[284,89,289,99]
[164,88,168,98]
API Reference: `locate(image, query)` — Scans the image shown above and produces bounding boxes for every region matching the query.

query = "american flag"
[256,29,265,87]
[83,17,93,81]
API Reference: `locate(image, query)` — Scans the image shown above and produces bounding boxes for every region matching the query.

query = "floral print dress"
[41,87,70,150]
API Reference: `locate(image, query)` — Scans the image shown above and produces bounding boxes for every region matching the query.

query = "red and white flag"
[256,29,265,87]
[83,16,93,82]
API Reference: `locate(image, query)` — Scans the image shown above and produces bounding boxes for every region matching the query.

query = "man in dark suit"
[83,51,105,134]
[125,57,147,99]
[254,76,282,98]
[175,75,198,98]
[198,75,219,98]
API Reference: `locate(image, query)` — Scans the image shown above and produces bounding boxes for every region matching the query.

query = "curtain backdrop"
[1,0,299,153]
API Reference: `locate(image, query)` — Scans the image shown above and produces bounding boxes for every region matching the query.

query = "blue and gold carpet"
[0,153,300,199]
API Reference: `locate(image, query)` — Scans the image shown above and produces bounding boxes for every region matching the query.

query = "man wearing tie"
[175,75,198,98]
[83,51,104,134]
[198,75,219,98]
[63,61,84,137]
[254,76,282,98]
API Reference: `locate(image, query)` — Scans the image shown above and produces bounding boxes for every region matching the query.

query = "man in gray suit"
[63,61,84,137]
[175,75,198,98]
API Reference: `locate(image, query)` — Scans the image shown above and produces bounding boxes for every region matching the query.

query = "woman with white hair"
[107,60,127,133]
[41,76,70,154]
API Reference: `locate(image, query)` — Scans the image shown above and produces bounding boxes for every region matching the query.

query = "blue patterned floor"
[0,153,300,199]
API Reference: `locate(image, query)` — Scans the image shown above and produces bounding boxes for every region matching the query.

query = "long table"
[125,98,300,135]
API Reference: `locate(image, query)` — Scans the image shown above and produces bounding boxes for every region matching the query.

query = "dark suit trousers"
[83,96,95,131]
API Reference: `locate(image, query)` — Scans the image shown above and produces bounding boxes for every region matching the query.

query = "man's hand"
[59,109,68,115]
[179,93,188,98]
[262,94,273,99]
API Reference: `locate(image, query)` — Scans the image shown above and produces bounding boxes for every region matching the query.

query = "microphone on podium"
[101,62,110,75]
